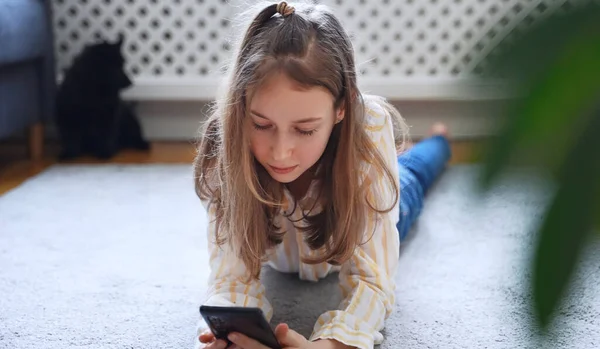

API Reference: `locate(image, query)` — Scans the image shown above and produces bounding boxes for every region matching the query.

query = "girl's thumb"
[274,323,289,339]
[274,323,306,347]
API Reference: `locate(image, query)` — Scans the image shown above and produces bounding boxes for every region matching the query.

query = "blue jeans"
[397,135,451,241]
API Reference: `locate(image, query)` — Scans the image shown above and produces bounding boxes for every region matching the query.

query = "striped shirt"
[200,95,400,349]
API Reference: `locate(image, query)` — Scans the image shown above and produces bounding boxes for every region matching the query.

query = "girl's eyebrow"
[250,110,323,124]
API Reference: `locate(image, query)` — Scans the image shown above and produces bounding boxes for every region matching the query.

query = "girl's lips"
[269,165,298,174]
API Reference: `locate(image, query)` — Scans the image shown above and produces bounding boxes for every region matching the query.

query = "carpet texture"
[0,164,598,349]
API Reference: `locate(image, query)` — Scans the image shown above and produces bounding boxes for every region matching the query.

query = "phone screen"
[200,305,281,349]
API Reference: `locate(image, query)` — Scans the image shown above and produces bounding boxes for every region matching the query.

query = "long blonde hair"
[194,1,407,280]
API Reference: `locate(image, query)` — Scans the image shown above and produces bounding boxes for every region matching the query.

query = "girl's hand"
[227,323,308,349]
[198,329,228,349]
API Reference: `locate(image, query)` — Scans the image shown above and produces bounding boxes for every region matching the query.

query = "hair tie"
[277,2,295,17]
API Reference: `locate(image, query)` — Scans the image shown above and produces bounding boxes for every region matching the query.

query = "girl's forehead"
[249,73,336,119]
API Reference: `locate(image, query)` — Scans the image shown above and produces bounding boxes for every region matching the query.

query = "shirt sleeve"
[309,98,401,349]
[196,202,273,337]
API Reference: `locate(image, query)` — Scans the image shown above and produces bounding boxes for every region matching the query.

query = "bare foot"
[429,122,449,138]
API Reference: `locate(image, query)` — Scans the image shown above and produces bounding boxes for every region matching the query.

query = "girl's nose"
[272,135,293,161]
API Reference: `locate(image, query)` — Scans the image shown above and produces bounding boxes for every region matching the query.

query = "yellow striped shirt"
[199,95,400,349]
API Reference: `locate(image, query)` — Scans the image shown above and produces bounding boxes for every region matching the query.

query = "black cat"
[55,34,150,160]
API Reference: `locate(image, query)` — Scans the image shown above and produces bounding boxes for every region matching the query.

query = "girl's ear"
[335,106,345,124]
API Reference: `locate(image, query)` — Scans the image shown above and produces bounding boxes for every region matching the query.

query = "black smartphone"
[199,305,281,349]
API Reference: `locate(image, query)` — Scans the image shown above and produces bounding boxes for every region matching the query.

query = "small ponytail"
[237,2,298,65]
[276,2,295,17]
[237,4,278,63]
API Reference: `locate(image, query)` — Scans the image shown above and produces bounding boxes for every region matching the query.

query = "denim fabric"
[396,135,451,241]
[0,0,55,139]
[0,0,47,65]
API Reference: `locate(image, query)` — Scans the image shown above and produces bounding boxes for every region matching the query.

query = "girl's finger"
[274,323,308,348]
[228,332,270,349]
[199,330,216,343]
[205,339,228,349]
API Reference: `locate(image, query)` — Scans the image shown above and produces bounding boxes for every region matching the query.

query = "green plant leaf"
[533,173,593,330]
[475,4,600,333]
[480,7,600,190]
[596,170,600,237]
[533,112,600,330]
[596,198,600,235]
[596,164,600,235]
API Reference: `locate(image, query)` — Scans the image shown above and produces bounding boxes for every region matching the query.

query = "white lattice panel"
[52,0,593,100]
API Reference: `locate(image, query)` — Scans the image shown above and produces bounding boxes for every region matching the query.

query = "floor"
[0,139,484,196]
[2,161,597,349]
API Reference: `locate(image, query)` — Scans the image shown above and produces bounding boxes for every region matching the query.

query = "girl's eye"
[297,129,316,136]
[253,122,315,136]
[253,123,271,131]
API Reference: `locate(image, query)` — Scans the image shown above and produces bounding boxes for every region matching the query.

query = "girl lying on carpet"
[193,1,451,348]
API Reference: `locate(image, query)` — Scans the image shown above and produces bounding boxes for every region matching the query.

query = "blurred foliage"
[477,2,600,333]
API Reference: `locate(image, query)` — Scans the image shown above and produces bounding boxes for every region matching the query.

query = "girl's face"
[248,72,344,184]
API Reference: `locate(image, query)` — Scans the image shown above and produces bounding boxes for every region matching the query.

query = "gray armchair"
[0,0,56,161]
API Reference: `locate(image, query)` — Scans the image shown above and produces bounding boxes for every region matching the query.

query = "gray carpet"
[0,164,598,349]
